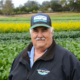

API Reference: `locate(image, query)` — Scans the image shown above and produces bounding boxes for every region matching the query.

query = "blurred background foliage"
[0,0,80,15]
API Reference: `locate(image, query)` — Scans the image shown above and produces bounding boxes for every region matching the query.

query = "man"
[8,13,80,80]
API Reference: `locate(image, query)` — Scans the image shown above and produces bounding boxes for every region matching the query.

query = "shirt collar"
[27,46,47,68]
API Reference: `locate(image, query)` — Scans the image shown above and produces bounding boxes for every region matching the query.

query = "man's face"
[31,27,53,50]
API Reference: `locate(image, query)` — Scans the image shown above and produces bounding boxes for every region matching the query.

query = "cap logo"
[37,68,50,75]
[34,15,47,23]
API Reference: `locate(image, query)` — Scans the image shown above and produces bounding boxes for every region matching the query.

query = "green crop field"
[0,31,80,80]
[0,12,80,80]
[0,12,80,23]
[0,17,80,23]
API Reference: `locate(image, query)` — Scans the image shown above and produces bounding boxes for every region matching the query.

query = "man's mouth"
[36,37,46,41]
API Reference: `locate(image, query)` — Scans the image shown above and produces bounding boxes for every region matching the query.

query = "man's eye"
[33,29,38,32]
[42,28,48,31]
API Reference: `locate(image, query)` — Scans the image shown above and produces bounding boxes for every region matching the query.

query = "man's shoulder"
[55,44,75,57]
[55,44,71,53]
[13,49,26,63]
[15,42,33,60]
[55,44,79,62]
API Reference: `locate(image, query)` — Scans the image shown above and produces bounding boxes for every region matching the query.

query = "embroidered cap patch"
[34,15,47,23]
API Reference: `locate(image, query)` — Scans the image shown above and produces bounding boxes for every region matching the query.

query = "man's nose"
[37,31,43,37]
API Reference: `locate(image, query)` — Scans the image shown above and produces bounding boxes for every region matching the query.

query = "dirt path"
[0,12,80,18]
[12,13,80,17]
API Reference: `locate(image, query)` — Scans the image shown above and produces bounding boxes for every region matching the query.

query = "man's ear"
[51,30,54,36]
[50,27,54,35]
[30,29,32,34]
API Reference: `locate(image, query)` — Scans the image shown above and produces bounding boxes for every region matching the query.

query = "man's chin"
[36,45,45,48]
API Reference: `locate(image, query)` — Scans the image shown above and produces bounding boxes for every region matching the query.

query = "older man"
[8,14,80,80]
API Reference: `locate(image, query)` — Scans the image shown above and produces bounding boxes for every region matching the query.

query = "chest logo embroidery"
[37,68,50,75]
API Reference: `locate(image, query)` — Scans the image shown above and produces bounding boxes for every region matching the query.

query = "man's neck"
[33,48,45,62]
[34,48,45,56]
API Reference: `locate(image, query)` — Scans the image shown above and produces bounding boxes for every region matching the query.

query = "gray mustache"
[36,37,46,41]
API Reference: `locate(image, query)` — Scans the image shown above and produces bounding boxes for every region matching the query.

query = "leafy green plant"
[0,31,80,40]
[0,31,80,80]
[0,43,28,80]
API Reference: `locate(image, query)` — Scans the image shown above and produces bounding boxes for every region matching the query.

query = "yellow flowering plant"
[0,22,80,33]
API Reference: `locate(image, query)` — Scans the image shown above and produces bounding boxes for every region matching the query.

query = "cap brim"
[30,24,51,30]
